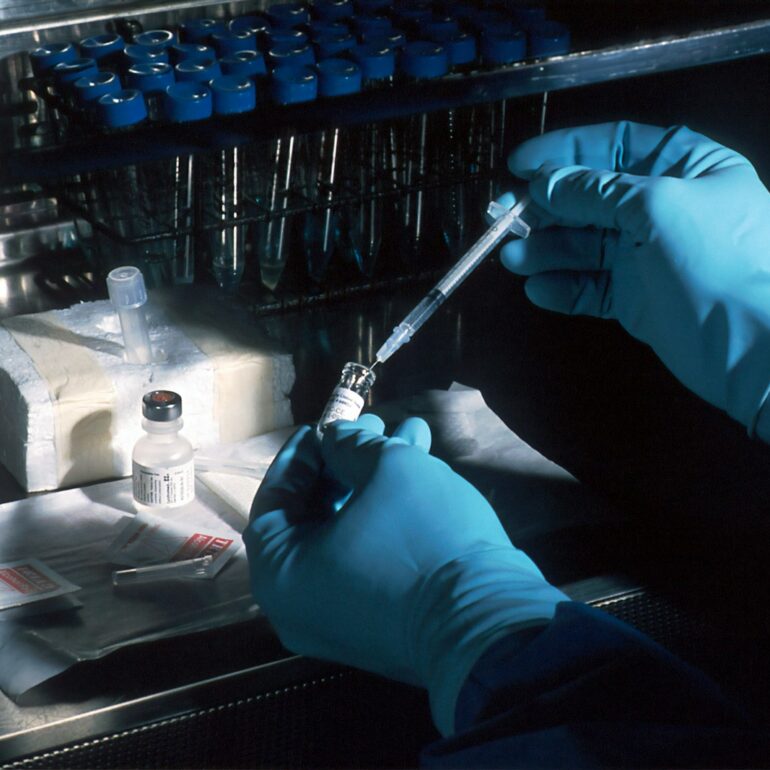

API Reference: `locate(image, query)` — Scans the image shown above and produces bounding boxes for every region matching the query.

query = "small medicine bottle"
[317,362,376,435]
[132,390,195,509]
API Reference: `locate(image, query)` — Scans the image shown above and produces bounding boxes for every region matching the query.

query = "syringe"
[372,195,532,366]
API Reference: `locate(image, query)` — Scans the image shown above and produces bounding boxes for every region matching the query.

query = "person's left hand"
[243,415,566,735]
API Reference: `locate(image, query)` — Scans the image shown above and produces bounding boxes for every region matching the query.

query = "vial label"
[132,460,195,507]
[319,386,365,428]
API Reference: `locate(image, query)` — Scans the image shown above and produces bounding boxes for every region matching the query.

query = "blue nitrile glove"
[244,415,567,736]
[501,121,770,442]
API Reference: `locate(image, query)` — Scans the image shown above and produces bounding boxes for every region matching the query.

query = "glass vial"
[132,390,195,509]
[317,362,376,434]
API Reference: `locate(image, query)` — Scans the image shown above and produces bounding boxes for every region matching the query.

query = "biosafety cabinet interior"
[1,2,770,767]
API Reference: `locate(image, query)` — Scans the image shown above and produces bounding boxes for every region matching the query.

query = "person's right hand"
[501,121,770,441]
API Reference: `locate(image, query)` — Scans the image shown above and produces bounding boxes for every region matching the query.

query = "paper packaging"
[0,559,80,610]
[0,294,296,492]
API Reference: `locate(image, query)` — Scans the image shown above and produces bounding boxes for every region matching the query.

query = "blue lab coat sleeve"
[421,601,770,768]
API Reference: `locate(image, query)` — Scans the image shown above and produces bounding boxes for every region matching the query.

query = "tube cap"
[267,2,311,28]
[175,57,222,83]
[400,41,449,79]
[169,43,214,63]
[529,20,570,57]
[480,28,526,65]
[350,42,395,81]
[309,21,350,39]
[107,265,148,309]
[142,390,183,421]
[443,31,476,67]
[268,41,316,68]
[314,0,354,21]
[317,58,361,96]
[229,14,272,37]
[30,42,77,76]
[53,57,98,88]
[354,0,392,14]
[220,50,268,78]
[124,43,170,67]
[97,88,148,127]
[266,28,310,47]
[74,71,122,104]
[180,18,228,43]
[421,16,459,42]
[212,29,258,56]
[126,62,175,94]
[314,31,356,58]
[363,28,407,47]
[211,74,257,113]
[79,33,125,62]
[164,81,213,121]
[393,3,433,32]
[270,65,318,104]
[134,29,177,52]
[353,15,392,36]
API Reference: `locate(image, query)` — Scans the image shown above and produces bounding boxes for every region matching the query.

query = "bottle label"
[132,460,195,507]
[319,387,365,429]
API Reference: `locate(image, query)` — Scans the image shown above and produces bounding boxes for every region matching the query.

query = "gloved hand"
[501,121,770,441]
[244,415,567,736]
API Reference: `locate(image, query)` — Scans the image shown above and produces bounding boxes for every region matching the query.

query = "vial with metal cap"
[132,390,195,510]
[317,362,376,435]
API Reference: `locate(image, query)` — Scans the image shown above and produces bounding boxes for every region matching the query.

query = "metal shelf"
[2,15,770,185]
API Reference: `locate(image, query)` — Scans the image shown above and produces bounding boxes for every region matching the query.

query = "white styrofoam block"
[0,298,295,492]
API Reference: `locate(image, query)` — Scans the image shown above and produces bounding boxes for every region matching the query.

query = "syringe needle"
[373,196,532,366]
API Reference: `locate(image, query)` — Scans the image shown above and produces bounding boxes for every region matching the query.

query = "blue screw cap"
[212,29,258,56]
[443,31,476,67]
[309,21,350,39]
[79,34,125,62]
[180,18,228,43]
[421,16,459,41]
[400,41,449,79]
[267,28,310,47]
[466,10,515,34]
[134,29,177,51]
[169,43,214,63]
[268,41,316,68]
[317,57,361,96]
[354,15,392,36]
[211,74,257,113]
[354,0,392,13]
[270,64,318,104]
[268,2,311,28]
[314,0,355,21]
[73,71,121,104]
[529,20,570,57]
[164,81,213,121]
[480,28,526,65]
[220,50,268,78]
[97,88,147,127]
[124,43,170,67]
[230,15,272,37]
[314,31,356,58]
[53,57,99,88]
[126,62,175,93]
[350,42,395,81]
[175,57,222,83]
[30,42,78,76]
[363,28,407,48]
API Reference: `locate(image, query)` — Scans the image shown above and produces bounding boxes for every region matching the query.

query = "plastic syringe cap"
[350,42,395,80]
[97,88,148,127]
[126,62,175,94]
[107,266,148,309]
[529,20,570,57]
[270,64,318,104]
[175,57,222,83]
[142,390,182,421]
[400,41,449,79]
[211,74,257,113]
[79,33,125,61]
[30,42,77,75]
[74,71,121,104]
[317,58,362,96]
[164,81,213,122]
[134,29,177,51]
[220,50,268,78]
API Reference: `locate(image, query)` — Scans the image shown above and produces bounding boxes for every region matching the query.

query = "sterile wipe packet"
[106,511,240,578]
[0,558,80,610]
